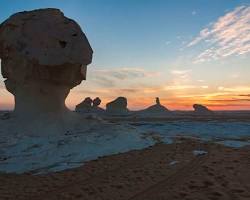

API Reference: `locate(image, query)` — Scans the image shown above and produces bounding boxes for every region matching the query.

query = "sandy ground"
[0,139,249,200]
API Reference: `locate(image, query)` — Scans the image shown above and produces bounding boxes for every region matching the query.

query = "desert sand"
[0,138,249,200]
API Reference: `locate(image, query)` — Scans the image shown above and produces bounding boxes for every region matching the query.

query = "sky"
[0,0,250,111]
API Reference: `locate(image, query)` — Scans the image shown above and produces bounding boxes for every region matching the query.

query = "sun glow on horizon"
[0,86,250,111]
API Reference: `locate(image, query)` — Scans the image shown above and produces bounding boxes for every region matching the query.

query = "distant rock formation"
[193,104,213,114]
[106,97,129,114]
[92,97,105,113]
[93,97,101,108]
[0,8,93,117]
[156,97,160,105]
[75,97,93,112]
[75,97,105,113]
[139,97,170,116]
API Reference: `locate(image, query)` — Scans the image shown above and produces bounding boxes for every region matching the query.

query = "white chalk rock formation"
[193,104,213,114]
[0,8,93,117]
[93,97,101,107]
[106,97,129,114]
[75,97,105,114]
[137,97,170,116]
[75,97,93,112]
[156,97,160,105]
[92,97,105,114]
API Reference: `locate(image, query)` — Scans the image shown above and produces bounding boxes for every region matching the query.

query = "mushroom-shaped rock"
[106,97,129,114]
[75,97,93,112]
[0,8,93,116]
[92,97,105,114]
[193,104,213,114]
[93,97,101,107]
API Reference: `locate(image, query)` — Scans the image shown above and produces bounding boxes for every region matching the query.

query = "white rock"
[0,8,93,117]
[169,160,179,166]
[106,97,129,114]
[193,104,213,114]
[193,150,208,156]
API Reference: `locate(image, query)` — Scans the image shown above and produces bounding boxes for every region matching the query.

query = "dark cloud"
[88,68,156,88]
[74,88,140,97]
[73,89,102,95]
[116,88,140,93]
[238,94,250,97]
[90,75,115,87]
[109,70,145,80]
[208,99,250,102]
[205,103,250,107]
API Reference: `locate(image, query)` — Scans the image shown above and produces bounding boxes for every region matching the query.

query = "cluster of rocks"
[75,96,129,115]
[75,97,104,113]
[75,97,214,116]
[75,96,172,116]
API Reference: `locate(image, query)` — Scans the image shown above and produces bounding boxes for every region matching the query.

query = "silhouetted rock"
[93,97,101,107]
[193,104,213,114]
[75,97,93,112]
[106,97,129,114]
[156,97,160,105]
[92,97,105,114]
[145,104,169,114]
[139,97,170,116]
[75,97,105,114]
[0,8,93,116]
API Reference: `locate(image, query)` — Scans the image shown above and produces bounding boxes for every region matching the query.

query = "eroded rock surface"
[75,97,93,112]
[106,97,129,114]
[0,8,93,116]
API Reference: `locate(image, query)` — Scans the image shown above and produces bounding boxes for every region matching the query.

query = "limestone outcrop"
[0,8,93,116]
[138,97,170,116]
[106,97,129,114]
[93,97,101,108]
[75,97,105,114]
[156,97,160,105]
[92,97,105,113]
[75,97,93,112]
[193,104,213,114]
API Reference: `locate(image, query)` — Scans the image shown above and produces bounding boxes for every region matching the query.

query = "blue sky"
[0,0,250,110]
[0,0,248,68]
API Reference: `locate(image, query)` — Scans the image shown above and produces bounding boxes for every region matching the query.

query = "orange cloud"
[65,87,250,111]
[1,77,250,111]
